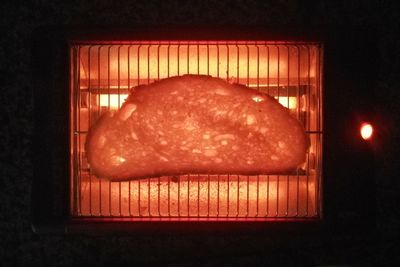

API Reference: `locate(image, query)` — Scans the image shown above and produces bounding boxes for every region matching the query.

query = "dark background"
[1,0,399,266]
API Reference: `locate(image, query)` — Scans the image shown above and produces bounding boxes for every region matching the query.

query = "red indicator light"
[360,122,373,140]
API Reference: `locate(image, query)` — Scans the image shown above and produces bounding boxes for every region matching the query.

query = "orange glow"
[360,122,373,140]
[99,94,128,108]
[77,175,317,218]
[78,43,319,88]
[71,41,323,220]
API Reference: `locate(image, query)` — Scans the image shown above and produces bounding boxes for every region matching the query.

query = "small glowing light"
[360,122,373,140]
[110,155,126,166]
[252,96,264,102]
[99,94,129,108]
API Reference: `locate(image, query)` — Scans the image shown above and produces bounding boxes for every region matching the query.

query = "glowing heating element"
[101,94,297,109]
[99,94,128,108]
[70,41,323,221]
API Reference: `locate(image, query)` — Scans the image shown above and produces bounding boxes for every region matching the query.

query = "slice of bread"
[86,75,308,181]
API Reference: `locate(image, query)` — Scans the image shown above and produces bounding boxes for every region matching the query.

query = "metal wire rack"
[70,41,323,220]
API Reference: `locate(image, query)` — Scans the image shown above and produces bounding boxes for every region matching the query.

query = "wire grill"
[70,41,323,220]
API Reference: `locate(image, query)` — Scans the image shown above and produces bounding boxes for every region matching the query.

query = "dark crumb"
[171,175,180,182]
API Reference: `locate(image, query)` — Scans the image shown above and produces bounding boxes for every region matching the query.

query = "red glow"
[360,122,373,140]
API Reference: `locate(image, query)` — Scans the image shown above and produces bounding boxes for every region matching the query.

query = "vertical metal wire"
[226,44,230,81]
[312,45,321,217]
[138,179,141,217]
[157,44,160,80]
[71,46,78,216]
[256,175,259,217]
[314,45,321,216]
[70,46,75,216]
[107,47,111,108]
[157,44,161,217]
[236,175,239,217]
[177,43,181,217]
[127,45,131,217]
[127,45,131,89]
[187,44,189,75]
[168,175,171,217]
[246,44,250,217]
[137,45,142,85]
[236,43,239,82]
[217,44,220,78]
[286,45,290,217]
[216,174,220,217]
[296,45,301,217]
[167,43,171,217]
[296,46,301,121]
[147,44,151,217]
[187,174,190,216]
[246,175,250,218]
[118,182,122,216]
[246,44,250,86]
[177,43,180,76]
[227,174,230,216]
[276,44,280,217]
[207,43,210,76]
[197,174,200,217]
[128,180,131,216]
[88,46,93,216]
[256,45,260,90]
[97,46,102,216]
[117,46,121,107]
[317,44,323,217]
[117,45,122,217]
[266,175,270,217]
[207,174,210,217]
[266,44,270,217]
[76,46,82,215]
[147,45,151,217]
[147,45,151,84]
[137,45,141,217]
[318,45,322,217]
[158,176,161,217]
[306,45,311,216]
[256,45,260,217]
[267,44,270,94]
[107,45,112,216]
[197,42,200,75]
[178,174,181,217]
[167,42,170,78]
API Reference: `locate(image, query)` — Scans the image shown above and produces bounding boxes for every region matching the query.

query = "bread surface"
[86,75,308,181]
